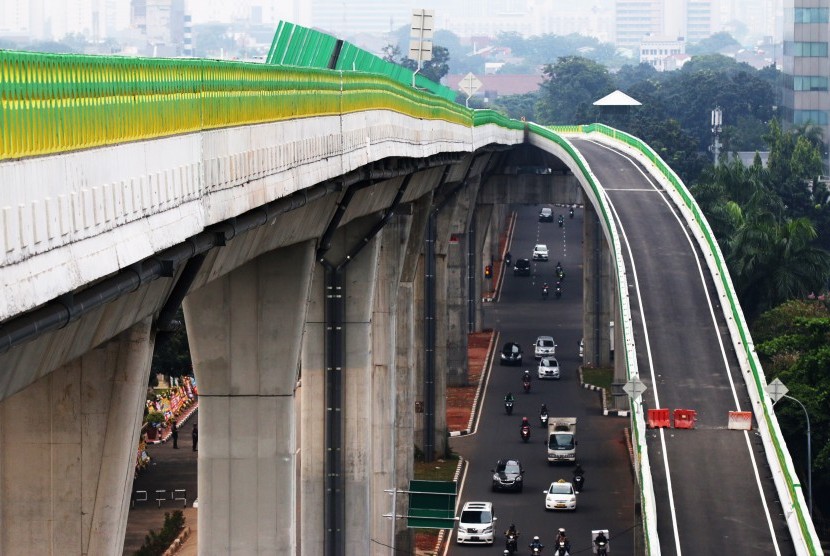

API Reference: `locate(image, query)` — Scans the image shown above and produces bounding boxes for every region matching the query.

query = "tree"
[686,32,741,56]
[398,45,451,84]
[493,92,540,122]
[728,210,830,316]
[536,56,614,125]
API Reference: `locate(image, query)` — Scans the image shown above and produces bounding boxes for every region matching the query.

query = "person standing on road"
[171,421,179,449]
[192,424,198,451]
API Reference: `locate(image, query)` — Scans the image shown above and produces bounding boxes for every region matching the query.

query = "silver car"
[537,357,560,379]
[534,335,556,359]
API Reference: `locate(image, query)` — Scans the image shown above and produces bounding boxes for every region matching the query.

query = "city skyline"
[0,0,784,46]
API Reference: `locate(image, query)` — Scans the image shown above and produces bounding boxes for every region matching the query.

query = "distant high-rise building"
[614,0,716,51]
[310,0,412,36]
[130,0,187,55]
[781,0,830,163]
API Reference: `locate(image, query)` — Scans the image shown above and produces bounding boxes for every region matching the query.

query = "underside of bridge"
[0,139,621,555]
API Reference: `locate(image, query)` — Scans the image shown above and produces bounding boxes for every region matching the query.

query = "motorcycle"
[531,548,542,556]
[505,399,514,415]
[522,378,531,393]
[542,285,549,299]
[595,539,608,556]
[558,215,564,227]
[505,533,518,554]
[520,424,531,443]
[553,540,569,555]
[505,253,512,267]
[540,411,548,427]
[569,207,574,218]
[555,286,562,299]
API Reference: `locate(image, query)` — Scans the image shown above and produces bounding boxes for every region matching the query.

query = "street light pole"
[782,394,812,516]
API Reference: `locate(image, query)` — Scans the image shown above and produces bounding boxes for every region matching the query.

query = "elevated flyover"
[0,42,819,556]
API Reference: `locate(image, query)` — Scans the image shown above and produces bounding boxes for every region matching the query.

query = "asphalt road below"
[449,204,638,555]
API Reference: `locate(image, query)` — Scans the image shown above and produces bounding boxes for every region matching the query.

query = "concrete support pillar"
[474,203,494,329]
[300,217,380,555]
[0,319,155,556]
[393,195,431,550]
[582,204,614,370]
[184,240,315,555]
[444,179,480,387]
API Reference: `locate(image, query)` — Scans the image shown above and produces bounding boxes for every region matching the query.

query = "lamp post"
[767,378,812,516]
[782,394,812,516]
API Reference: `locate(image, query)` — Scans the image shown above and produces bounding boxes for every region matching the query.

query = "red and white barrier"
[728,411,753,430]
[673,409,697,429]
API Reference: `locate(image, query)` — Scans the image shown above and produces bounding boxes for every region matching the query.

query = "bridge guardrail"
[579,123,821,556]
[529,123,660,556]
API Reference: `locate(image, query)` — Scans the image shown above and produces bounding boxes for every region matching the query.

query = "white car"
[534,336,556,359]
[532,244,549,261]
[537,357,560,379]
[543,479,577,511]
[456,501,497,544]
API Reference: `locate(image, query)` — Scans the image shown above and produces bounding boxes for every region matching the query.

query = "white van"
[456,501,497,545]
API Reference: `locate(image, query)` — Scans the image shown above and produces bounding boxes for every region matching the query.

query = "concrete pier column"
[474,203,494,328]
[583,204,615,369]
[444,179,481,387]
[183,240,316,555]
[0,319,155,556]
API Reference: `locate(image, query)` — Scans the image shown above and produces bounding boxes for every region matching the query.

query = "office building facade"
[782,0,830,160]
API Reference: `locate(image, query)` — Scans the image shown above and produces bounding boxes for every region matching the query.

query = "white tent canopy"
[593,90,642,106]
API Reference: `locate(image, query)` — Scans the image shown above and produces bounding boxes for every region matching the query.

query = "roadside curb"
[577,366,629,417]
[449,331,498,437]
[431,456,467,555]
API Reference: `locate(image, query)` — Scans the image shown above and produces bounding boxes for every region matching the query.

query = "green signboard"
[406,480,457,529]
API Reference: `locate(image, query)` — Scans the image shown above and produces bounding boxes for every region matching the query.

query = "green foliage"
[536,56,614,125]
[686,32,741,56]
[492,92,539,121]
[751,301,830,523]
[134,511,185,556]
[152,308,192,378]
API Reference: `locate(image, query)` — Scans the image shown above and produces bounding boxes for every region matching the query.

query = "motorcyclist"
[520,417,530,429]
[542,282,549,298]
[505,392,515,403]
[555,528,570,552]
[505,523,519,538]
[522,370,531,384]
[569,207,574,217]
[505,251,512,265]
[529,535,544,551]
[540,403,548,416]
[594,530,608,547]
[573,463,585,492]
[555,261,562,273]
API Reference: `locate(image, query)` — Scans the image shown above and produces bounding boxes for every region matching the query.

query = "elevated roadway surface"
[450,204,638,555]
[571,137,796,555]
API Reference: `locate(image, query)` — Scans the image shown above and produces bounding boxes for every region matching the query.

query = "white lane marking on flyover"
[600,181,683,556]
[587,138,781,555]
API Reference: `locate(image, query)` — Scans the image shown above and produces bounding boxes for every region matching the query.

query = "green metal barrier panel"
[0,48,485,160]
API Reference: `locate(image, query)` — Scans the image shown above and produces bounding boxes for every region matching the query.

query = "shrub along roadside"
[134,510,185,556]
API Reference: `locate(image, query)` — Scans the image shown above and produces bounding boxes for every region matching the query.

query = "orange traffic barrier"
[728,411,753,430]
[647,408,670,428]
[674,409,697,429]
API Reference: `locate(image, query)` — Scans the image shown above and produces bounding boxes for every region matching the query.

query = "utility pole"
[409,9,434,88]
[710,107,723,166]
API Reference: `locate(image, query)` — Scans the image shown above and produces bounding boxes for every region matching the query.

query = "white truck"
[547,417,577,463]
